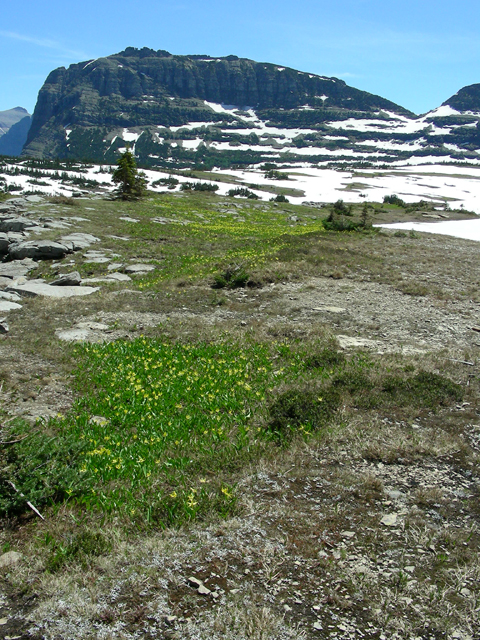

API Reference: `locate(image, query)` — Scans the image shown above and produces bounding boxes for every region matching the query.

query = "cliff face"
[22,48,412,162]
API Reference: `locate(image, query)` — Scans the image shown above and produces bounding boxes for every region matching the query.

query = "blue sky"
[1,0,480,116]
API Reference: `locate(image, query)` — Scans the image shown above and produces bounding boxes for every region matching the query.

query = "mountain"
[0,114,32,156]
[20,48,480,168]
[0,107,30,137]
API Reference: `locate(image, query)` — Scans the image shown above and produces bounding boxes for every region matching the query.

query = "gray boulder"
[0,217,39,232]
[51,271,82,286]
[9,240,71,260]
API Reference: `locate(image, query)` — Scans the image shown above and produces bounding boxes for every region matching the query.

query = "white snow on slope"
[378,219,480,242]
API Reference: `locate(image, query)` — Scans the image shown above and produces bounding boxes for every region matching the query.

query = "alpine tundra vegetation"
[0,46,478,640]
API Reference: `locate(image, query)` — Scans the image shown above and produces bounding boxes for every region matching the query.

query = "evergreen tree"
[112,148,146,200]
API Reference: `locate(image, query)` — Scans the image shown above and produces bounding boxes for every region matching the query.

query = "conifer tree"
[112,148,146,200]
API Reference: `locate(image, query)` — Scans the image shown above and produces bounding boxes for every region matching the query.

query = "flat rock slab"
[60,233,100,251]
[84,256,110,264]
[25,195,44,203]
[104,272,131,282]
[9,240,70,260]
[41,220,72,230]
[119,216,139,223]
[312,306,347,313]
[7,281,99,298]
[0,300,22,312]
[0,259,36,279]
[125,264,156,274]
[81,273,132,284]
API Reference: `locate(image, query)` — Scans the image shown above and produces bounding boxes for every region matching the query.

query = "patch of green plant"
[227,187,259,199]
[381,371,463,408]
[44,529,111,572]
[267,386,342,439]
[304,347,346,370]
[180,181,218,192]
[264,170,289,180]
[212,263,250,289]
[271,194,289,203]
[383,194,405,206]
[151,176,179,188]
[0,419,91,517]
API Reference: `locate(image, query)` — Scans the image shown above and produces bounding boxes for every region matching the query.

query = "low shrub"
[268,386,342,439]
[180,181,218,192]
[212,264,250,289]
[227,187,259,199]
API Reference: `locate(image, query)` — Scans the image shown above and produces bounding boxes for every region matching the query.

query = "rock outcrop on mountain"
[20,48,480,168]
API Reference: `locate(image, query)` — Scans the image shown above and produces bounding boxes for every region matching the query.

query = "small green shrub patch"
[212,264,250,289]
[381,371,463,408]
[44,529,111,573]
[304,347,346,370]
[267,386,342,439]
[180,181,218,192]
[227,187,259,199]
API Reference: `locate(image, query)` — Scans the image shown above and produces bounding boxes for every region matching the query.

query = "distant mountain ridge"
[19,48,480,168]
[0,107,30,137]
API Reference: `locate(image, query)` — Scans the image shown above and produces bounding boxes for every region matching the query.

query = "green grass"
[1,336,464,526]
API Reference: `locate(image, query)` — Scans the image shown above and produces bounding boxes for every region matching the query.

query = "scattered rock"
[380,513,398,526]
[0,551,21,568]
[312,306,347,313]
[197,584,211,596]
[124,264,156,274]
[7,280,99,299]
[187,577,203,589]
[119,216,139,223]
[50,271,82,286]
[0,319,8,334]
[89,415,109,426]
